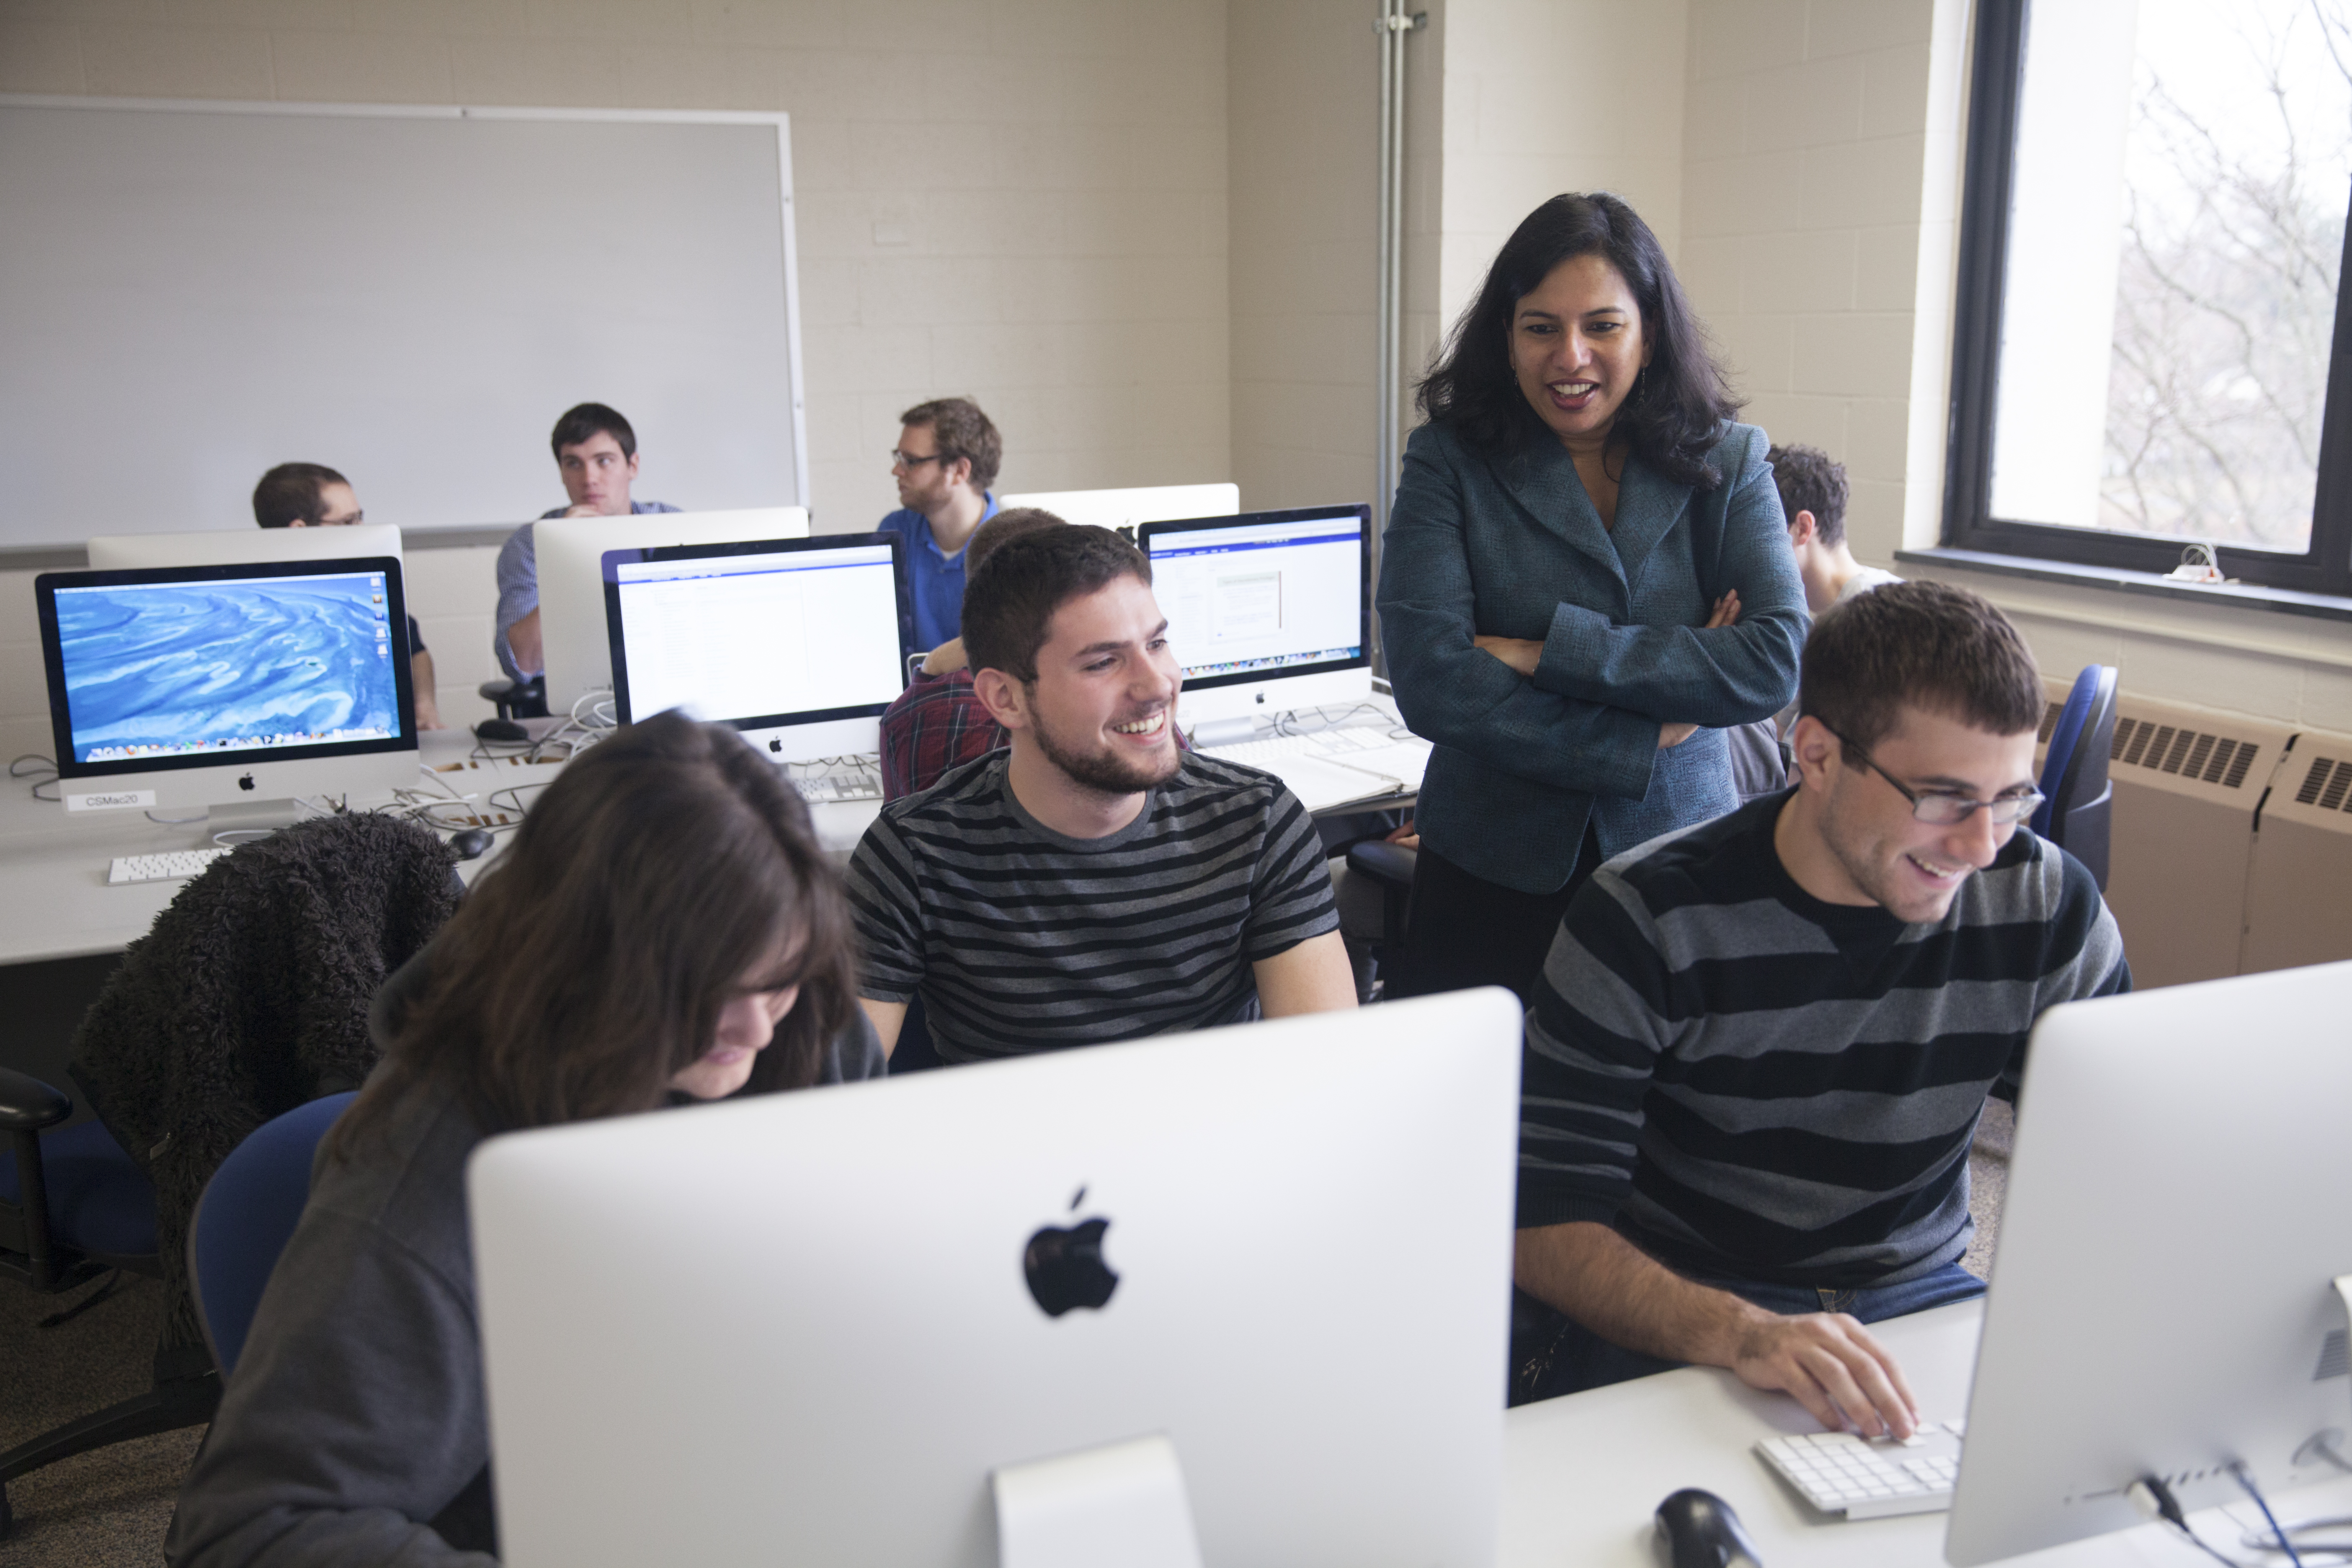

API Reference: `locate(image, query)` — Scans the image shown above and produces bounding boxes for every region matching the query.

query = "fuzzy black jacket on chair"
[68,812,462,1366]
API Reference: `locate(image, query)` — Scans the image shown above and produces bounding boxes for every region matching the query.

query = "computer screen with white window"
[1137,504,1372,726]
[603,534,910,763]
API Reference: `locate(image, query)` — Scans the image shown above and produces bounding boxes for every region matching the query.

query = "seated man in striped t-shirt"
[1510,582,2128,1434]
[846,525,1356,1063]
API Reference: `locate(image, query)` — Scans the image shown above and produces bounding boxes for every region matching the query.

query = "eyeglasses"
[1821,725,2044,827]
[888,449,946,470]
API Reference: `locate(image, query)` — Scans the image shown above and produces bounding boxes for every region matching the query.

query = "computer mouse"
[475,717,530,743]
[1653,1488,1764,1567]
[449,827,495,861]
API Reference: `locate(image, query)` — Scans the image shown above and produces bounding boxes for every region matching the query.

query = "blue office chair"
[0,1069,205,1539]
[187,1092,357,1381]
[2030,664,2119,890]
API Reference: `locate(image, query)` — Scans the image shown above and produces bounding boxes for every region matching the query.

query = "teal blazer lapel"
[1608,460,1694,594]
[1491,441,1622,588]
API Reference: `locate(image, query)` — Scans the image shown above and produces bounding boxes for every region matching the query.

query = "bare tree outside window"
[2099,0,2352,552]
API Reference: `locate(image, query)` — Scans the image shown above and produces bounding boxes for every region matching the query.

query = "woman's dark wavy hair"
[1417,192,1741,489]
[330,711,859,1156]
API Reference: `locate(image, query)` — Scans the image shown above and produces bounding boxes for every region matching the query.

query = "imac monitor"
[36,557,417,812]
[1945,958,2352,1565]
[88,523,405,572]
[998,483,1240,532]
[533,506,810,716]
[1137,505,1372,728]
[469,987,1522,1568]
[603,534,910,764]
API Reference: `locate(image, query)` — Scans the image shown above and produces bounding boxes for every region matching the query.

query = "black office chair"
[0,815,462,1535]
[1343,838,1418,998]
[2030,664,2119,890]
[478,674,550,721]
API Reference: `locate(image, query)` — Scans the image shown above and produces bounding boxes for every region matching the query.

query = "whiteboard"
[0,97,807,551]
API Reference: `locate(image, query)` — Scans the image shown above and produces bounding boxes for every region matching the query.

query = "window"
[1945,0,2352,596]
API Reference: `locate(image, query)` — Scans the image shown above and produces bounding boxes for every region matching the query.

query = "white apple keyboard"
[1755,1419,1965,1519]
[794,772,882,804]
[1202,727,1432,801]
[108,847,230,886]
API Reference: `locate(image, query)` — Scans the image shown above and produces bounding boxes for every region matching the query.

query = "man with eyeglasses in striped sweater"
[1509,581,2129,1438]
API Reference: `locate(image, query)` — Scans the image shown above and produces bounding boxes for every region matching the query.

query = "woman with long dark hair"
[1379,193,1807,1001]
[168,711,883,1568]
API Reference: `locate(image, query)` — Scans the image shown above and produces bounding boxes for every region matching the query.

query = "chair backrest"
[188,1091,357,1380]
[68,812,460,1359]
[2030,664,2119,887]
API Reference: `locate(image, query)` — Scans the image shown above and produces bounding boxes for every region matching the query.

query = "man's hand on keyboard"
[1730,1310,1921,1442]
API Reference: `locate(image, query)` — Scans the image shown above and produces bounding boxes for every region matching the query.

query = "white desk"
[0,696,1427,967]
[1503,1298,2352,1565]
[0,729,883,967]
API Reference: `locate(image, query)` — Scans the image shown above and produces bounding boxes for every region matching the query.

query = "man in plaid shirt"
[879,508,1061,800]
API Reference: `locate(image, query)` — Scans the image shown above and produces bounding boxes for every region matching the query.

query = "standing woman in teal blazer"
[1378,193,1807,1001]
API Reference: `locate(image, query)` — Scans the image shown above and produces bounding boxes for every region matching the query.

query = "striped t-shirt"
[846,751,1341,1064]
[1519,792,2129,1288]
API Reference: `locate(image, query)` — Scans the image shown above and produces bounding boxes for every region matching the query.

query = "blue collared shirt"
[874,493,999,653]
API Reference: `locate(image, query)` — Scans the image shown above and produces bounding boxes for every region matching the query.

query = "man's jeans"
[1510,1262,1986,1407]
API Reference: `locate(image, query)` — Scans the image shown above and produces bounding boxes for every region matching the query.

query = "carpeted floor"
[0,1274,202,1567]
[1964,1096,2014,1279]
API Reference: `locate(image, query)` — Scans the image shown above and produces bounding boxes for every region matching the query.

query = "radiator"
[2240,725,2352,976]
[2037,685,2294,990]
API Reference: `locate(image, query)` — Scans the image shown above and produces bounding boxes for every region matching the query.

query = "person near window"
[1774,443,1900,616]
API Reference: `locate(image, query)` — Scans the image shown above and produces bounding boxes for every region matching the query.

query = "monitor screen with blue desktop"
[36,555,418,811]
[1137,505,1372,729]
[603,534,910,764]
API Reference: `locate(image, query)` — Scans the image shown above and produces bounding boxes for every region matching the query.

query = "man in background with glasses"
[876,397,1001,656]
[1507,581,2128,1427]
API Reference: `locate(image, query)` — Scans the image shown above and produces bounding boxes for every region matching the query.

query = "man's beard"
[1029,704,1181,796]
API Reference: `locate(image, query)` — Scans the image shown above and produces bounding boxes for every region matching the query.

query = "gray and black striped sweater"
[1518,791,2129,1289]
[847,750,1341,1064]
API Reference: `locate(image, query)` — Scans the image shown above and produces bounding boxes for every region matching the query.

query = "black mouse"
[449,828,495,861]
[1654,1488,1763,1567]
[475,717,530,742]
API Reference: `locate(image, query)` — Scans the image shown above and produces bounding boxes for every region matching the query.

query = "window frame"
[1944,0,2352,598]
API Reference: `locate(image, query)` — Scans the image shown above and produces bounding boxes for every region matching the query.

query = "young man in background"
[253,462,441,731]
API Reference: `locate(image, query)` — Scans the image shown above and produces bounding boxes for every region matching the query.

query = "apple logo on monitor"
[237,773,256,792]
[1023,1186,1118,1318]
[768,738,782,754]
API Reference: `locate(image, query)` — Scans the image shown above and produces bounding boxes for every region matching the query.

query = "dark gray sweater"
[165,963,886,1568]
